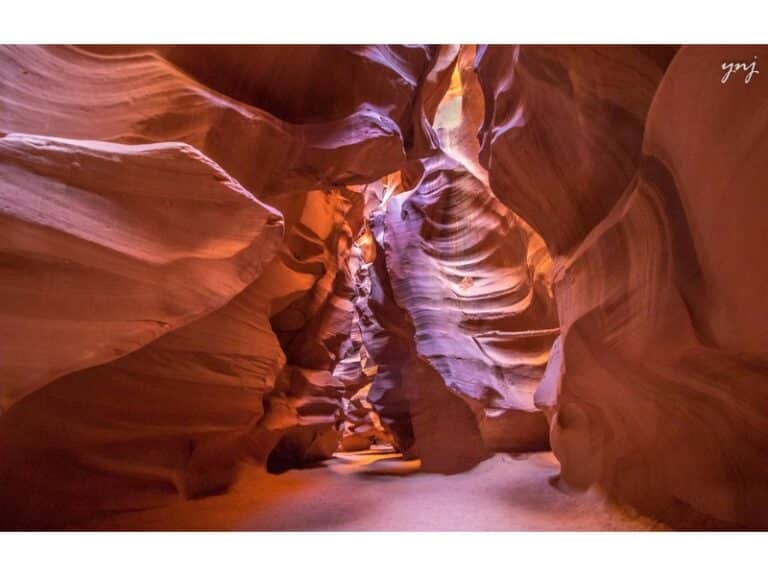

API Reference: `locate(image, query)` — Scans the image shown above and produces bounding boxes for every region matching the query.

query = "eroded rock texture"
[334,306,391,452]
[477,45,768,528]
[354,45,560,472]
[266,188,362,470]
[0,44,449,528]
[356,155,558,472]
[340,383,392,452]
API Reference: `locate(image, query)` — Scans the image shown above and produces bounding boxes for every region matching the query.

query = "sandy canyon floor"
[82,448,664,531]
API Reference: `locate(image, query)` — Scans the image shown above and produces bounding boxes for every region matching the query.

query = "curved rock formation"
[477,45,768,528]
[0,44,449,528]
[354,47,559,472]
[477,45,677,254]
[78,44,457,170]
[0,46,414,198]
[0,133,283,409]
[358,152,558,472]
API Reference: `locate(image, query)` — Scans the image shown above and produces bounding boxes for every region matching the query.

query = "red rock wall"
[0,44,448,528]
[476,45,768,528]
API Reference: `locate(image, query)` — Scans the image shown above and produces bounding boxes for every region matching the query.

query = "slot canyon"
[0,44,766,530]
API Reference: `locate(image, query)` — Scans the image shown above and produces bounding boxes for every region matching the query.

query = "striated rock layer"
[477,45,768,528]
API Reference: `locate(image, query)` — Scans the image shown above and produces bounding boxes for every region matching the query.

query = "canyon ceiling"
[0,44,766,530]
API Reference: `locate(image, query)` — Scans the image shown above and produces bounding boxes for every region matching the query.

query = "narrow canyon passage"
[0,44,766,531]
